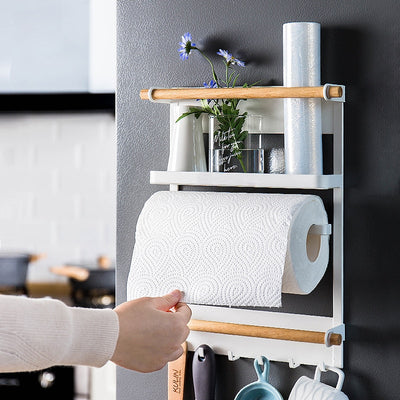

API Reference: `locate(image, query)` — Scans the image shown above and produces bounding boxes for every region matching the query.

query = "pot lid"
[0,252,31,258]
[0,252,45,262]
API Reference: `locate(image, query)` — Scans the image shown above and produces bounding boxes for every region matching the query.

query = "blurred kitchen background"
[0,1,117,399]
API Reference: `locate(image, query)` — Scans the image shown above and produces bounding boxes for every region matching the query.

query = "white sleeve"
[0,294,119,372]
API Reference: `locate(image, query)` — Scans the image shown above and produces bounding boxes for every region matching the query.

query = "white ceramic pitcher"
[167,105,207,172]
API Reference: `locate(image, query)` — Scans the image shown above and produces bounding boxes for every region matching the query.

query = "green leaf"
[238,130,248,142]
[175,107,204,122]
[231,73,239,88]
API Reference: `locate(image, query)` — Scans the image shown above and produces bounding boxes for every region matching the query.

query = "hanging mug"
[288,365,349,400]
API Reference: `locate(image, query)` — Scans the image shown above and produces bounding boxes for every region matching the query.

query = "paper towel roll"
[127,191,329,307]
[283,22,323,174]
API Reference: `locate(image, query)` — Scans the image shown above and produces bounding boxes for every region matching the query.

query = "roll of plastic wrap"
[283,22,323,174]
[127,191,329,308]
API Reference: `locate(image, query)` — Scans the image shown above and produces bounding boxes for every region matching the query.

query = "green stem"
[230,129,246,173]
[195,48,219,86]
[237,154,247,173]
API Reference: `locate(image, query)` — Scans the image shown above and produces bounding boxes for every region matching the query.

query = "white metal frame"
[149,89,345,368]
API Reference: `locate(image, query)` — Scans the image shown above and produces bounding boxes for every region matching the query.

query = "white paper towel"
[127,191,329,307]
[283,22,323,175]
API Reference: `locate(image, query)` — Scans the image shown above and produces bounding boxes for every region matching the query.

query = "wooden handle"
[168,342,187,400]
[189,319,342,346]
[29,253,47,263]
[140,86,343,101]
[50,266,90,282]
[97,255,111,270]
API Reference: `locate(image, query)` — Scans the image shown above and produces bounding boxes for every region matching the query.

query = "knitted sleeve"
[0,294,119,372]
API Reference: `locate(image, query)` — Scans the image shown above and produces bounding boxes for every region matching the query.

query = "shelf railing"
[140,85,344,101]
[189,319,342,347]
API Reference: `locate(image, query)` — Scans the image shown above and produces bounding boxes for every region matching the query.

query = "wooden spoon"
[50,265,90,281]
[168,341,187,400]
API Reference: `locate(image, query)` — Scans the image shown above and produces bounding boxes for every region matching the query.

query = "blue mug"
[234,357,283,400]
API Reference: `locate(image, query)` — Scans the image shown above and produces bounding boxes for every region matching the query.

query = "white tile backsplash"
[0,112,116,282]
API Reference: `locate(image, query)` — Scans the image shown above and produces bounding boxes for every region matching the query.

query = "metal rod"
[140,86,343,101]
[189,319,342,347]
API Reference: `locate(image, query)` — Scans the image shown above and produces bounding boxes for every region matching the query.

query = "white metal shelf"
[142,85,345,368]
[150,171,342,189]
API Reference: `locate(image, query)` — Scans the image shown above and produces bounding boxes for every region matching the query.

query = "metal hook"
[227,351,240,361]
[197,346,205,359]
[288,358,300,369]
[317,361,327,372]
[256,356,264,366]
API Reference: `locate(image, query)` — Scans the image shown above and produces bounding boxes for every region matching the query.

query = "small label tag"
[171,368,182,393]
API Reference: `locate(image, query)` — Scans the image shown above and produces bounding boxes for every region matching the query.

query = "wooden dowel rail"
[140,85,343,101]
[188,319,342,347]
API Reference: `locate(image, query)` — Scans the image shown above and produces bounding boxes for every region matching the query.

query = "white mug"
[289,365,349,400]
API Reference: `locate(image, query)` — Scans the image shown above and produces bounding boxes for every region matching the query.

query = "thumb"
[154,290,182,311]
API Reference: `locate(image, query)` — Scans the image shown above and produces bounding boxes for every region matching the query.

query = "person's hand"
[111,290,191,372]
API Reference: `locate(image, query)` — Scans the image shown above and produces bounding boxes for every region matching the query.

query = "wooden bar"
[189,319,342,347]
[140,86,343,101]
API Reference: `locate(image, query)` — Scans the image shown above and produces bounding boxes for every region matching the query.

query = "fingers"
[174,301,192,323]
[154,290,182,311]
[167,345,184,362]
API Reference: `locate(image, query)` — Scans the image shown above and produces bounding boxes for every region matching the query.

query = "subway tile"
[31,194,82,220]
[80,194,115,220]
[79,142,117,171]
[57,169,104,193]
[0,169,56,192]
[0,221,55,248]
[0,112,116,282]
[0,114,58,144]
[56,221,104,245]
[0,192,31,220]
[31,142,79,169]
[56,114,110,145]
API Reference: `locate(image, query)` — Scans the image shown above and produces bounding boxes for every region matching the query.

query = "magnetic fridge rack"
[140,84,345,368]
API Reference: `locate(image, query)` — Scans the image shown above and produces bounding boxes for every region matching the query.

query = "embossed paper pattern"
[127,191,328,307]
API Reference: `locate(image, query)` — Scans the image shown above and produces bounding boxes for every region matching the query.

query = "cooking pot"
[50,256,115,291]
[0,252,45,289]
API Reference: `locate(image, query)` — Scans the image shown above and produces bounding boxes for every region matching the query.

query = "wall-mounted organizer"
[139,84,345,368]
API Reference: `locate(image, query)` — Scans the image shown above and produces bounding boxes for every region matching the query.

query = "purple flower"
[203,80,217,88]
[178,32,196,60]
[217,49,233,63]
[234,58,246,67]
[217,48,245,67]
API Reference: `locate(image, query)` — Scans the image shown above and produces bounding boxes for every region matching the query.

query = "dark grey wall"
[117,1,400,399]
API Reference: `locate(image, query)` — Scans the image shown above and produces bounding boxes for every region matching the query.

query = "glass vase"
[212,148,264,173]
[209,114,252,173]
